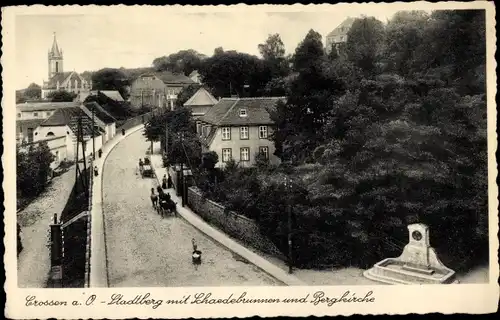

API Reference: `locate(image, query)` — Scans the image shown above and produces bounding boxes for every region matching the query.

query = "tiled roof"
[76,90,124,103]
[199,99,237,125]
[16,119,45,131]
[199,97,285,126]
[97,90,124,102]
[83,101,117,124]
[184,87,218,107]
[156,71,195,85]
[17,101,79,112]
[43,72,72,89]
[40,106,103,136]
[327,17,356,38]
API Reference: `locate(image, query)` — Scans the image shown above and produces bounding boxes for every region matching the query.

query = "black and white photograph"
[3,2,498,318]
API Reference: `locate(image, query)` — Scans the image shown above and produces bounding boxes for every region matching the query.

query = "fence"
[117,112,152,132]
[187,186,283,257]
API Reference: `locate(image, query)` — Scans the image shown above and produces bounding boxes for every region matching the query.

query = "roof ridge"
[217,99,240,126]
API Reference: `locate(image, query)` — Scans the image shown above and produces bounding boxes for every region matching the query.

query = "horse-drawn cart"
[140,164,154,178]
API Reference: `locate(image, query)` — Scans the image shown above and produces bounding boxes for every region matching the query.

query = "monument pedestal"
[363,224,458,285]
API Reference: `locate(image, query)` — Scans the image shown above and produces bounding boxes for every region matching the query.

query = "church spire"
[49,32,62,57]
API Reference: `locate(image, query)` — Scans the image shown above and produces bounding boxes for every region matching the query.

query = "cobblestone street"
[102,130,281,287]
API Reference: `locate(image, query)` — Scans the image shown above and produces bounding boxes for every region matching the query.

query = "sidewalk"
[89,124,145,287]
[17,167,76,288]
[149,142,305,286]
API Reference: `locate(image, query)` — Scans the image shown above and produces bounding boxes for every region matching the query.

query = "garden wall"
[187,186,283,257]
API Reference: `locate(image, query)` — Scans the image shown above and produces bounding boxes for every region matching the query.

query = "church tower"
[48,32,63,79]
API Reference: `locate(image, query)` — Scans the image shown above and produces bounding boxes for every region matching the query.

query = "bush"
[17,142,55,199]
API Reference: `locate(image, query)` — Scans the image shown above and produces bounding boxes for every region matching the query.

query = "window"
[259,126,268,139]
[240,147,250,162]
[33,112,38,117]
[221,127,231,140]
[240,126,249,140]
[239,109,247,117]
[259,146,269,160]
[27,128,34,143]
[46,132,55,137]
[222,148,232,162]
[17,113,21,118]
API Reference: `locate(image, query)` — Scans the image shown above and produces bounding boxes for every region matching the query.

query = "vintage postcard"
[3,2,499,318]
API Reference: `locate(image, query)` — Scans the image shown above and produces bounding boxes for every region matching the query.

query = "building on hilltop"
[197,97,285,168]
[325,17,355,54]
[129,71,195,110]
[41,33,92,100]
[183,87,218,119]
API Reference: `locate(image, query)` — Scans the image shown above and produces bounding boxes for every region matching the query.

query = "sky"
[13,4,433,89]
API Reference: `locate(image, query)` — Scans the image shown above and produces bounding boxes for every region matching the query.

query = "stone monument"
[363,223,458,284]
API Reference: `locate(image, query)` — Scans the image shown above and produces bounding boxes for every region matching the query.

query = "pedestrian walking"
[167,174,173,188]
[122,128,125,136]
[94,165,99,177]
[98,148,103,158]
[162,174,167,189]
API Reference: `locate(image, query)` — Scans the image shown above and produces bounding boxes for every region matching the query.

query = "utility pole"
[285,176,293,274]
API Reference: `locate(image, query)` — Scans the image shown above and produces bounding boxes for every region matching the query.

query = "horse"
[150,188,158,209]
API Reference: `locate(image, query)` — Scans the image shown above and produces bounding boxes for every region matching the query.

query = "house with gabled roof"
[197,97,285,168]
[183,87,218,119]
[325,17,356,54]
[16,101,80,144]
[33,102,114,162]
[129,71,195,109]
[41,33,92,99]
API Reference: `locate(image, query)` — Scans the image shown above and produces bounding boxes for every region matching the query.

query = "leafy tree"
[152,49,207,76]
[17,142,55,198]
[292,29,325,71]
[384,11,429,75]
[270,29,347,162]
[199,50,271,98]
[47,90,77,102]
[201,151,219,170]
[91,68,130,99]
[346,17,386,76]
[24,83,42,100]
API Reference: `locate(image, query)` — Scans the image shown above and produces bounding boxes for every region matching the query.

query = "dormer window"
[239,109,247,117]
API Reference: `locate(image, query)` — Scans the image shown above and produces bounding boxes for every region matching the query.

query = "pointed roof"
[183,87,218,107]
[49,32,62,57]
[327,17,356,38]
[200,97,285,126]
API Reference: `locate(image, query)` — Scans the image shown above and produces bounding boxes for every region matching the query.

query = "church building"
[41,33,92,100]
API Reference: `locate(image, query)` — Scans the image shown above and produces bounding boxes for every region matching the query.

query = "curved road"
[102,129,281,287]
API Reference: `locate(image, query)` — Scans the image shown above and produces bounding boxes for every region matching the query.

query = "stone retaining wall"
[187,187,283,257]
